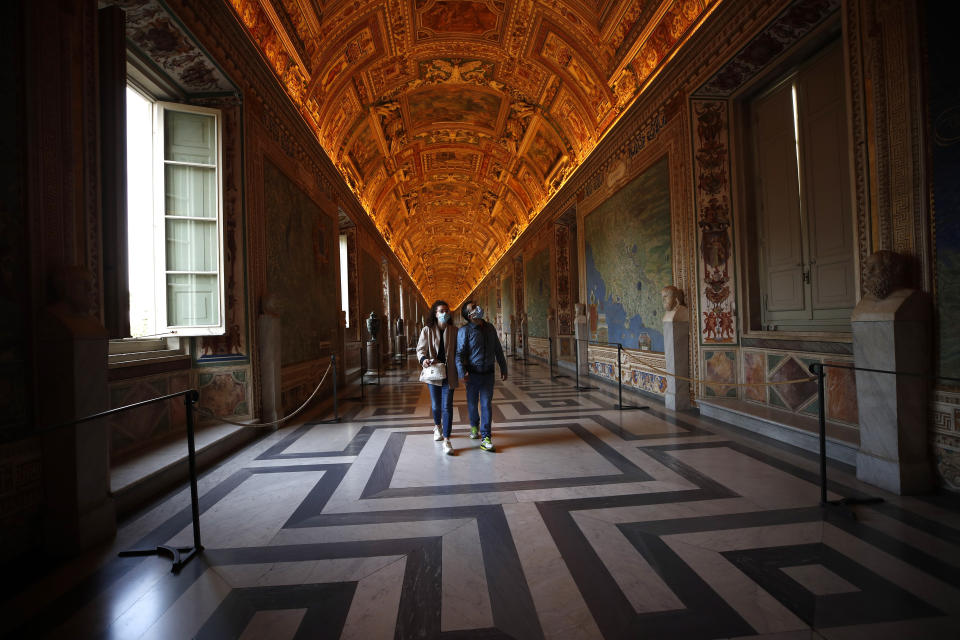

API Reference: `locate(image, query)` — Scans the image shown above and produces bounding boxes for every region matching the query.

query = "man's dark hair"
[461,300,476,321]
[426,299,449,328]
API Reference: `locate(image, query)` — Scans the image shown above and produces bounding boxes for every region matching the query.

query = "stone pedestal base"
[366,341,381,374]
[852,289,932,495]
[663,306,691,411]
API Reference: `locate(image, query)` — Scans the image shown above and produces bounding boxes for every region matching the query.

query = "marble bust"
[862,250,906,300]
[661,285,688,322]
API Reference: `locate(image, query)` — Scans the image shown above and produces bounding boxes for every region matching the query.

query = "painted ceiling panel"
[227,0,717,305]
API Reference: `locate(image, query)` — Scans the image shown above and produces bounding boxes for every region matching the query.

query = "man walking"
[456,300,508,451]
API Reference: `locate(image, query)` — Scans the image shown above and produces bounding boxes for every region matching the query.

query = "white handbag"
[419,362,447,383]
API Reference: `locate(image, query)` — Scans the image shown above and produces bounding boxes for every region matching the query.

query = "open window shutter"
[754,82,805,313]
[162,108,221,329]
[799,43,856,311]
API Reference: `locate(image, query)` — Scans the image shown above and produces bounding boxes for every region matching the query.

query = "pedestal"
[395,335,407,359]
[663,305,691,411]
[574,316,589,377]
[366,341,381,375]
[258,314,282,427]
[38,310,116,555]
[852,289,932,494]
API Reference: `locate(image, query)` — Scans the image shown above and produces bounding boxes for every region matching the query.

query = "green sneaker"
[480,436,494,452]
[469,426,480,439]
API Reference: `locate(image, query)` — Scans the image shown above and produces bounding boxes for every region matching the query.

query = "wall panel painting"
[264,160,337,366]
[525,247,550,338]
[501,274,514,331]
[583,155,672,352]
[691,99,736,344]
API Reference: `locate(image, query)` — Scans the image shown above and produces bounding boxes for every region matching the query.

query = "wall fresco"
[525,247,550,338]
[691,99,736,344]
[264,160,338,366]
[584,156,672,352]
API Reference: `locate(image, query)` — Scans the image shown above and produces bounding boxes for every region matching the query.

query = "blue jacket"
[456,321,507,377]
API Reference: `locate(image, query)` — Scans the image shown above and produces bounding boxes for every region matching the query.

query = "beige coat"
[416,323,459,389]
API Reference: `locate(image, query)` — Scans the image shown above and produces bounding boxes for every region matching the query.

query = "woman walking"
[416,300,459,455]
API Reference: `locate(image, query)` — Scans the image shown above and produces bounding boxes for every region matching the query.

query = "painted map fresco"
[584,156,672,352]
[525,247,550,338]
[264,160,336,366]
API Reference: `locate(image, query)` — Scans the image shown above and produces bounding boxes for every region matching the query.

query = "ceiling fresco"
[227,0,718,305]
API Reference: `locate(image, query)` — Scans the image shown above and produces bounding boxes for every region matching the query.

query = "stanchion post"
[617,344,624,408]
[320,353,341,423]
[548,337,554,378]
[574,338,597,392]
[814,362,828,505]
[185,389,203,553]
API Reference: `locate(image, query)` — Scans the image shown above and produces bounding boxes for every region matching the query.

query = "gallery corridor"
[5,359,960,639]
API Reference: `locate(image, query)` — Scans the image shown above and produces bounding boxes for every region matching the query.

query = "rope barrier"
[195,361,334,428]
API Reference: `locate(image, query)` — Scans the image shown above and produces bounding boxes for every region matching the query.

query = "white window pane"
[164,110,215,164]
[166,219,217,272]
[167,274,219,326]
[165,165,216,218]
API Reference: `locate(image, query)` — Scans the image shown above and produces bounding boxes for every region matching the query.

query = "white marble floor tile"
[246,455,358,467]
[572,511,684,614]
[391,428,621,489]
[166,470,325,548]
[281,422,365,454]
[213,556,404,588]
[270,518,471,545]
[441,520,494,631]
[238,608,306,640]
[503,502,603,640]
[779,564,859,595]
[138,568,233,640]
[577,497,759,524]
[340,556,407,640]
[668,446,840,509]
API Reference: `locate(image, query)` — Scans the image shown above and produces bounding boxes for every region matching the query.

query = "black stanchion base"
[318,416,341,423]
[614,404,648,411]
[574,385,597,392]
[119,544,203,573]
[820,496,884,521]
[551,374,570,379]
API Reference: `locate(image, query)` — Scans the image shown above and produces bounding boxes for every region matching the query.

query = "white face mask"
[436,311,448,324]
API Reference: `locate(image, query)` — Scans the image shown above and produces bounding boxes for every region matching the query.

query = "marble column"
[852,288,933,494]
[663,304,691,411]
[574,303,589,377]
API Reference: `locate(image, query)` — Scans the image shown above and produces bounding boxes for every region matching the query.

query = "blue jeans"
[428,382,454,438]
[465,372,495,438]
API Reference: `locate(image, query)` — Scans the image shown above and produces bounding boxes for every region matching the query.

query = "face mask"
[436,312,448,324]
[470,306,484,320]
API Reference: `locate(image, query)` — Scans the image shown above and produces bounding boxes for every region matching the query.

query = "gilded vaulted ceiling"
[228,0,717,304]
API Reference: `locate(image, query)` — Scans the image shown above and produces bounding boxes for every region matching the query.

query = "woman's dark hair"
[426,299,450,328]
[461,299,476,321]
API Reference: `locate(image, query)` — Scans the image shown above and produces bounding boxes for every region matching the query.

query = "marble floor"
[5,359,960,639]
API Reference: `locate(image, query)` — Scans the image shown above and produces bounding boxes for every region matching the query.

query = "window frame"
[736,29,858,340]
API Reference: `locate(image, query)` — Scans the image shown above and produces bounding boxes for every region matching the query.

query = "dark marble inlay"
[722,543,943,628]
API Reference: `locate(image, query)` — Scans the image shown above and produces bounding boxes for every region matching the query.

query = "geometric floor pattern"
[5,359,960,639]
